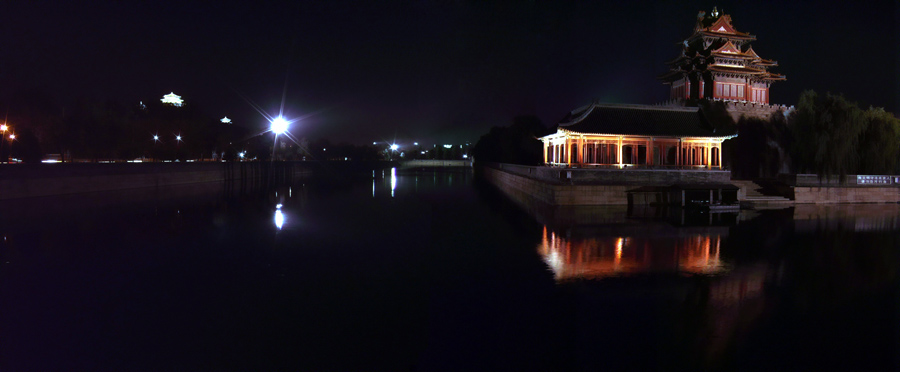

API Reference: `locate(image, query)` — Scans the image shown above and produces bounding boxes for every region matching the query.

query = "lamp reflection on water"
[274,204,284,230]
[390,167,396,198]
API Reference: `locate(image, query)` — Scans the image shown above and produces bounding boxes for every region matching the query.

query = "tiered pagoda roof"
[660,7,785,85]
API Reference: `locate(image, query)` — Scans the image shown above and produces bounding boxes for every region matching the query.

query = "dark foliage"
[11,128,42,163]
[472,115,549,165]
[698,100,735,134]
[1,91,253,162]
[788,90,900,178]
[858,107,900,174]
[728,112,791,179]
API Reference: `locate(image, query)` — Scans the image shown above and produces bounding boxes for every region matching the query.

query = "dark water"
[1,168,898,371]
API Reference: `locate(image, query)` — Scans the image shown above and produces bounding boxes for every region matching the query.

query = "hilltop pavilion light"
[161,92,183,107]
[270,116,289,135]
[221,116,232,124]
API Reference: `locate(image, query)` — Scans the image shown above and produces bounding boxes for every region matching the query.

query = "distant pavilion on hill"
[539,103,736,169]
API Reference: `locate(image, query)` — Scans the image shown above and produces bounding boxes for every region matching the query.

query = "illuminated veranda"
[540,103,734,169]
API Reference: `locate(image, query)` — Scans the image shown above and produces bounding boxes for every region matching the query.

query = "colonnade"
[543,136,723,169]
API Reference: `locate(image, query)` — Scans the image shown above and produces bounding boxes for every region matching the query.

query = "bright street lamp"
[390,144,399,151]
[270,116,289,135]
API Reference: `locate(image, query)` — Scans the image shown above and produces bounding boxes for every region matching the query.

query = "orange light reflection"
[538,227,728,280]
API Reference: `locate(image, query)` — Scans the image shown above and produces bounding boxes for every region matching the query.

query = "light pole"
[175,134,183,162]
[151,134,160,162]
[6,133,15,163]
[270,116,289,161]
[0,124,6,164]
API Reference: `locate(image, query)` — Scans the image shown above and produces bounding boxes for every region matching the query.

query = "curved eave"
[665,56,688,65]
[556,127,737,141]
[699,31,756,40]
[707,65,766,74]
[711,52,758,59]
[658,70,686,81]
[558,104,598,127]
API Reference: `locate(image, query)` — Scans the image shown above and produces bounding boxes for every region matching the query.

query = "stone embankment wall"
[481,164,643,206]
[480,163,734,206]
[792,187,900,204]
[0,162,310,200]
[493,163,730,185]
[399,159,472,168]
[779,173,900,204]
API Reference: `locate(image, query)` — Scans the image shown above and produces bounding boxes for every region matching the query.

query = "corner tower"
[660,7,785,104]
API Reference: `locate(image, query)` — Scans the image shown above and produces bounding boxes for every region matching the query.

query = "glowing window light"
[443,144,452,149]
[270,116,289,134]
[161,92,183,107]
[221,116,232,124]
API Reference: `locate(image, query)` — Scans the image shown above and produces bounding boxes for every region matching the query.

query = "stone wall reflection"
[538,226,729,280]
[794,204,900,232]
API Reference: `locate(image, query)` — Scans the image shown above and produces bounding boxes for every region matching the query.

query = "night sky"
[2,1,897,145]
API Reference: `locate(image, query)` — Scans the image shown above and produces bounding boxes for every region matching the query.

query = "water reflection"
[274,204,284,230]
[794,203,900,232]
[391,167,397,197]
[538,225,728,280]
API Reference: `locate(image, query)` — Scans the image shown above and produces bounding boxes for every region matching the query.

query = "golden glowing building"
[540,103,736,168]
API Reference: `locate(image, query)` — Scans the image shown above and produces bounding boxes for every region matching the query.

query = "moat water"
[1,167,898,370]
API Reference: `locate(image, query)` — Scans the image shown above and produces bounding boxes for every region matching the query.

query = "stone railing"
[779,173,900,187]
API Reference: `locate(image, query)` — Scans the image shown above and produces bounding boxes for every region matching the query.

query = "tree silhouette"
[789,91,866,180]
[472,115,548,165]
